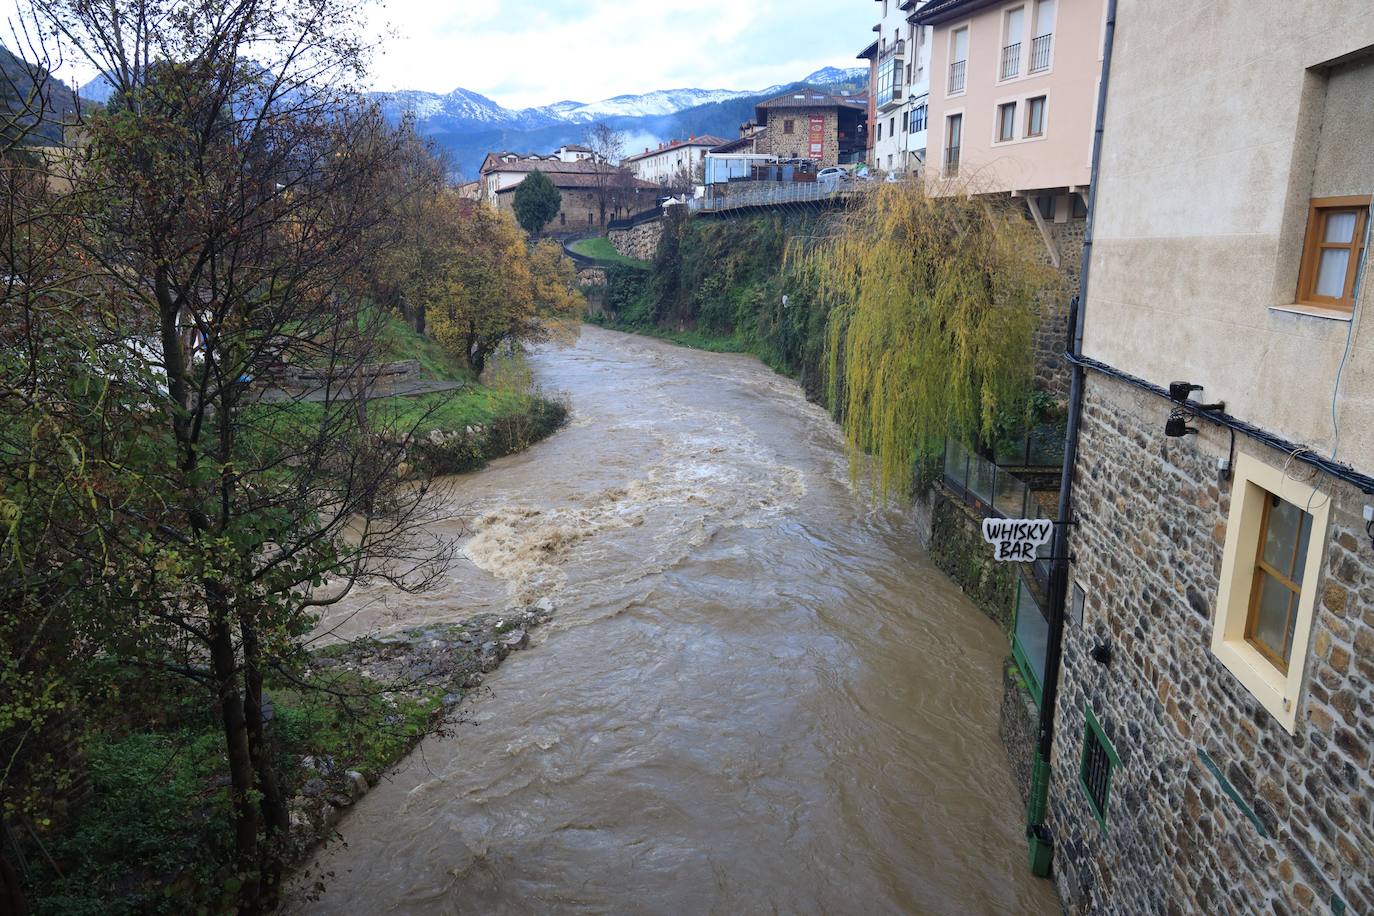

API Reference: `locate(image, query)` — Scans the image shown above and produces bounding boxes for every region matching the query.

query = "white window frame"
[1210,453,1330,733]
[947,23,971,98]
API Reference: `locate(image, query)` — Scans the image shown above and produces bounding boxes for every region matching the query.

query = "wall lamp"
[1169,381,1224,412]
[1165,408,1197,437]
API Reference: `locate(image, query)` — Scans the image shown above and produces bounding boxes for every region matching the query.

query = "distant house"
[621,135,730,186]
[479,157,660,231]
[752,90,868,168]
[554,144,597,163]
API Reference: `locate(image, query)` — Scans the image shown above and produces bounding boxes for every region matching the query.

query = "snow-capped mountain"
[373,66,867,134]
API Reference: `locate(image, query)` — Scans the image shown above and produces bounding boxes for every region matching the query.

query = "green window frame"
[1078,704,1120,832]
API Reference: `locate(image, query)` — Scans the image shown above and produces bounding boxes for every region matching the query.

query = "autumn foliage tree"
[421,196,582,376]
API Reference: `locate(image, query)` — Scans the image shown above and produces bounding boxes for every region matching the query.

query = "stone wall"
[608,218,663,261]
[929,484,1018,633]
[757,108,840,168]
[1001,660,1040,805]
[1047,372,1374,915]
[1032,213,1086,400]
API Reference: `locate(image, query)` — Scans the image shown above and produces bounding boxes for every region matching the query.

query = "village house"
[752,89,868,169]
[478,155,660,231]
[622,135,729,187]
[861,0,932,175]
[1037,3,1374,913]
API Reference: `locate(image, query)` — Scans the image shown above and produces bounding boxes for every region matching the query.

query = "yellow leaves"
[795,182,1062,498]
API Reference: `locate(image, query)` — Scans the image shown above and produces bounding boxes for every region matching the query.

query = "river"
[297,325,1058,915]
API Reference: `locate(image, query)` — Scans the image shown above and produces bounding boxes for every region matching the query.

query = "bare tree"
[585,121,626,227]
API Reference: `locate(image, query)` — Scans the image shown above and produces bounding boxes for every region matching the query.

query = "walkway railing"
[687,181,863,214]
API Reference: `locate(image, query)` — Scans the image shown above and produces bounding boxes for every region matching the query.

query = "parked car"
[817,167,849,184]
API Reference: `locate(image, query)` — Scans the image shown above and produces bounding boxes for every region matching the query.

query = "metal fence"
[940,436,1054,590]
[1000,42,1021,80]
[687,181,862,214]
[1030,33,1053,72]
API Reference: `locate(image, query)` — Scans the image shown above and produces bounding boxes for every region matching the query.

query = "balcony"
[1030,33,1052,72]
[1000,42,1021,80]
[948,59,966,94]
[877,82,904,111]
[879,38,906,66]
[944,143,960,176]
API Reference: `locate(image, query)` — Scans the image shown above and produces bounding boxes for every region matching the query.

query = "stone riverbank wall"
[608,218,664,262]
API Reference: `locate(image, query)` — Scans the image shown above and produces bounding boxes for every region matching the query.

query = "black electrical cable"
[1065,352,1374,495]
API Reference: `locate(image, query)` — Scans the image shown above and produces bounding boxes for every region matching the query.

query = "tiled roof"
[710,129,766,154]
[622,135,732,163]
[909,0,995,25]
[757,90,867,110]
[486,158,622,176]
[495,171,659,191]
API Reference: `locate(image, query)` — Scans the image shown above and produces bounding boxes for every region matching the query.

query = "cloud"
[1,0,873,107]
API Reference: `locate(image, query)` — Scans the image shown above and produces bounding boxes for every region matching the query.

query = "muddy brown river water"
[296,326,1058,915]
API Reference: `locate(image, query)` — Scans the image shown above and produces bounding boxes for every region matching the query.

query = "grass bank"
[568,236,651,269]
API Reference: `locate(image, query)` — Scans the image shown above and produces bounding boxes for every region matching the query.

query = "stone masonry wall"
[1032,214,1086,400]
[757,108,841,169]
[1047,373,1374,915]
[929,484,1017,633]
[608,218,664,261]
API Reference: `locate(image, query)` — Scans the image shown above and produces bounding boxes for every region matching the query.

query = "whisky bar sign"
[808,115,824,159]
[982,517,1054,561]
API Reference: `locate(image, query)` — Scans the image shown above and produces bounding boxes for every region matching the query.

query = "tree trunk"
[241,618,289,910]
[208,589,261,911]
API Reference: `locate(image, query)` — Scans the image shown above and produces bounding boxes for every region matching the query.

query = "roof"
[909,0,998,25]
[756,90,867,110]
[622,135,732,163]
[494,171,659,192]
[484,158,625,176]
[857,39,878,60]
[559,143,593,152]
[710,129,766,154]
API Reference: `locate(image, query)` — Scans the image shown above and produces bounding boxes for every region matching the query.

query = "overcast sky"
[2,0,874,108]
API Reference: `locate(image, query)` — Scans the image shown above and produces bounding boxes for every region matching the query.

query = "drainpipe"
[1025,0,1117,879]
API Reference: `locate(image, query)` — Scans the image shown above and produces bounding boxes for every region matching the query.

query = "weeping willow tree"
[793,183,1063,497]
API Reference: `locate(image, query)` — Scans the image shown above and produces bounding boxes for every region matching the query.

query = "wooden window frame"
[782,119,795,135]
[996,101,1016,143]
[1242,494,1308,673]
[1295,195,1370,311]
[1025,95,1046,138]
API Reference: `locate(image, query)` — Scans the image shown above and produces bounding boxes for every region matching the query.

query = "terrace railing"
[948,59,967,93]
[1029,33,1052,72]
[1000,42,1021,80]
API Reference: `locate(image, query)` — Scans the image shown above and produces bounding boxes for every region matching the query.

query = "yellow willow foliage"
[794,182,1063,497]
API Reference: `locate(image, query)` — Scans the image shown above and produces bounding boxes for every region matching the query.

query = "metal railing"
[1030,33,1052,72]
[944,143,960,176]
[1000,42,1021,80]
[948,59,966,94]
[879,38,906,65]
[686,181,863,214]
[940,437,1054,589]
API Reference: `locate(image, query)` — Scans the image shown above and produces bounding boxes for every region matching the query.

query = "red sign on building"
[808,115,825,160]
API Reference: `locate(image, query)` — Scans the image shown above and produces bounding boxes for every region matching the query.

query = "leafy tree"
[10,1,455,910]
[512,168,561,235]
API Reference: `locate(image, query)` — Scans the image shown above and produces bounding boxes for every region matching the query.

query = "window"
[1012,577,1049,705]
[911,103,927,133]
[1211,454,1330,732]
[949,27,968,94]
[783,119,795,135]
[1078,705,1118,832]
[1001,7,1024,80]
[1030,0,1055,72]
[944,113,962,176]
[889,116,895,136]
[1245,493,1314,671]
[902,111,908,132]
[877,123,883,142]
[1296,196,1369,310]
[1026,95,1046,137]
[996,102,1017,142]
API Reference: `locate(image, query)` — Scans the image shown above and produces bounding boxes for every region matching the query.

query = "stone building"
[478,155,660,232]
[1039,3,1374,914]
[752,90,868,168]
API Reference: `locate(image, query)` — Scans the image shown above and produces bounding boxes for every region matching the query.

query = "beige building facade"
[916,0,1105,196]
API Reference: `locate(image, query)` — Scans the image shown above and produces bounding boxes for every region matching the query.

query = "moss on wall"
[928,485,1017,632]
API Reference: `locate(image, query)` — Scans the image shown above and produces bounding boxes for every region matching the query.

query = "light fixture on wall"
[1169,380,1224,412]
[1165,408,1197,438]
